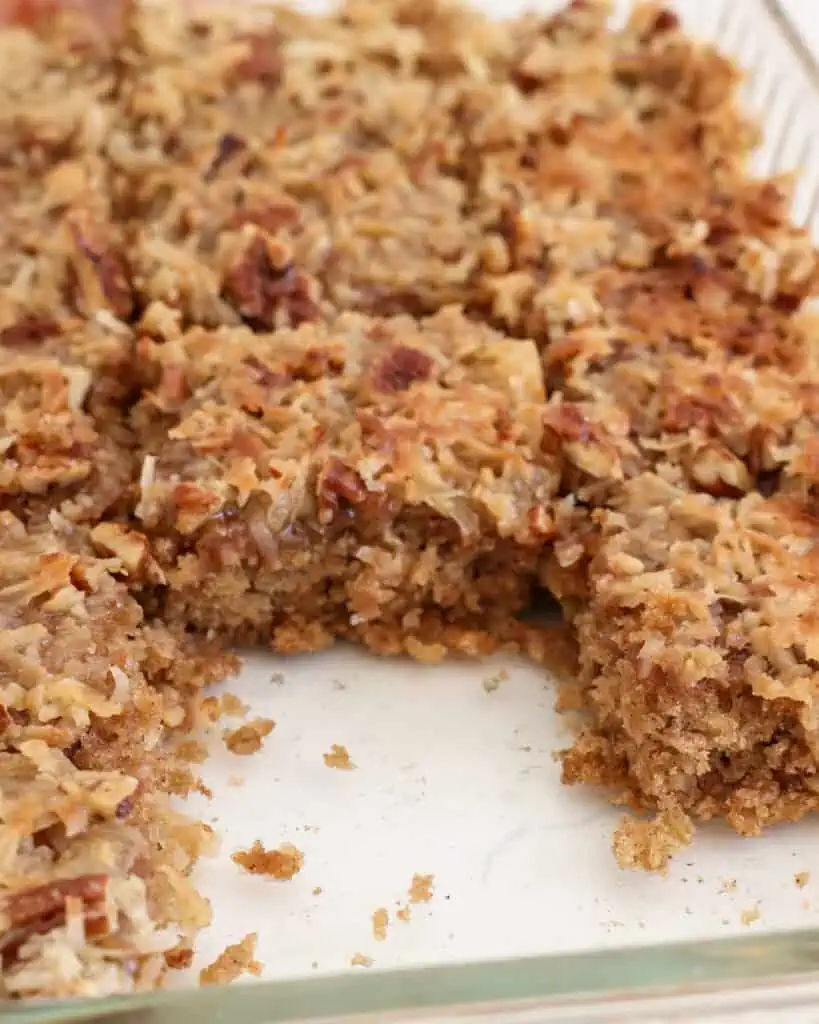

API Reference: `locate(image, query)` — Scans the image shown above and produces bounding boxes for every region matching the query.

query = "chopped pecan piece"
[165,946,194,970]
[172,482,220,520]
[234,30,284,86]
[687,442,751,497]
[114,794,135,819]
[203,132,247,183]
[243,354,289,388]
[372,345,435,393]
[662,392,730,433]
[631,4,680,41]
[90,522,163,581]
[67,215,134,319]
[542,403,595,444]
[230,201,300,235]
[1,875,109,964]
[155,364,190,412]
[222,233,319,329]
[0,317,59,347]
[320,459,369,507]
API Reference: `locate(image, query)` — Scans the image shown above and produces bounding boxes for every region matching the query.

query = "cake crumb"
[232,840,304,880]
[165,947,194,970]
[396,905,411,922]
[323,743,355,770]
[372,907,389,941]
[795,872,811,889]
[612,810,694,874]
[199,692,249,724]
[483,668,508,693]
[313,886,323,896]
[173,738,209,764]
[741,904,761,926]
[224,718,275,755]
[720,878,737,893]
[200,933,263,985]
[222,693,249,717]
[409,873,435,904]
[351,953,373,967]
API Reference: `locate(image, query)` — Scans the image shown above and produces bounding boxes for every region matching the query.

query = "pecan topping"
[1,875,109,964]
[243,354,288,388]
[229,201,300,235]
[0,317,59,347]
[3,0,129,35]
[155,364,190,412]
[234,31,284,86]
[90,522,161,580]
[166,947,194,970]
[662,393,729,434]
[320,459,368,511]
[115,796,135,820]
[172,482,220,516]
[542,403,596,444]
[688,442,751,498]
[372,345,434,393]
[67,215,134,319]
[222,234,319,329]
[203,132,247,183]
[635,6,680,41]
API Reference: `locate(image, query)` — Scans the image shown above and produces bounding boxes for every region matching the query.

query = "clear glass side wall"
[12,1,819,1021]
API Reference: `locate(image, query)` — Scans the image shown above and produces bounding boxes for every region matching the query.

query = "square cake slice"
[115,2,481,327]
[0,511,234,999]
[562,471,819,869]
[133,307,557,655]
[0,6,134,329]
[0,317,136,525]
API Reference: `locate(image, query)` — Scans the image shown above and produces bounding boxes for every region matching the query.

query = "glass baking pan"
[10,0,819,1021]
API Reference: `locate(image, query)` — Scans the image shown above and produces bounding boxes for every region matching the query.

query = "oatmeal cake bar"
[0,316,138,525]
[0,4,133,327]
[437,2,760,336]
[116,1,767,335]
[114,1,486,327]
[540,237,819,606]
[0,511,235,998]
[0,5,139,524]
[562,470,819,868]
[536,192,819,855]
[133,307,557,655]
